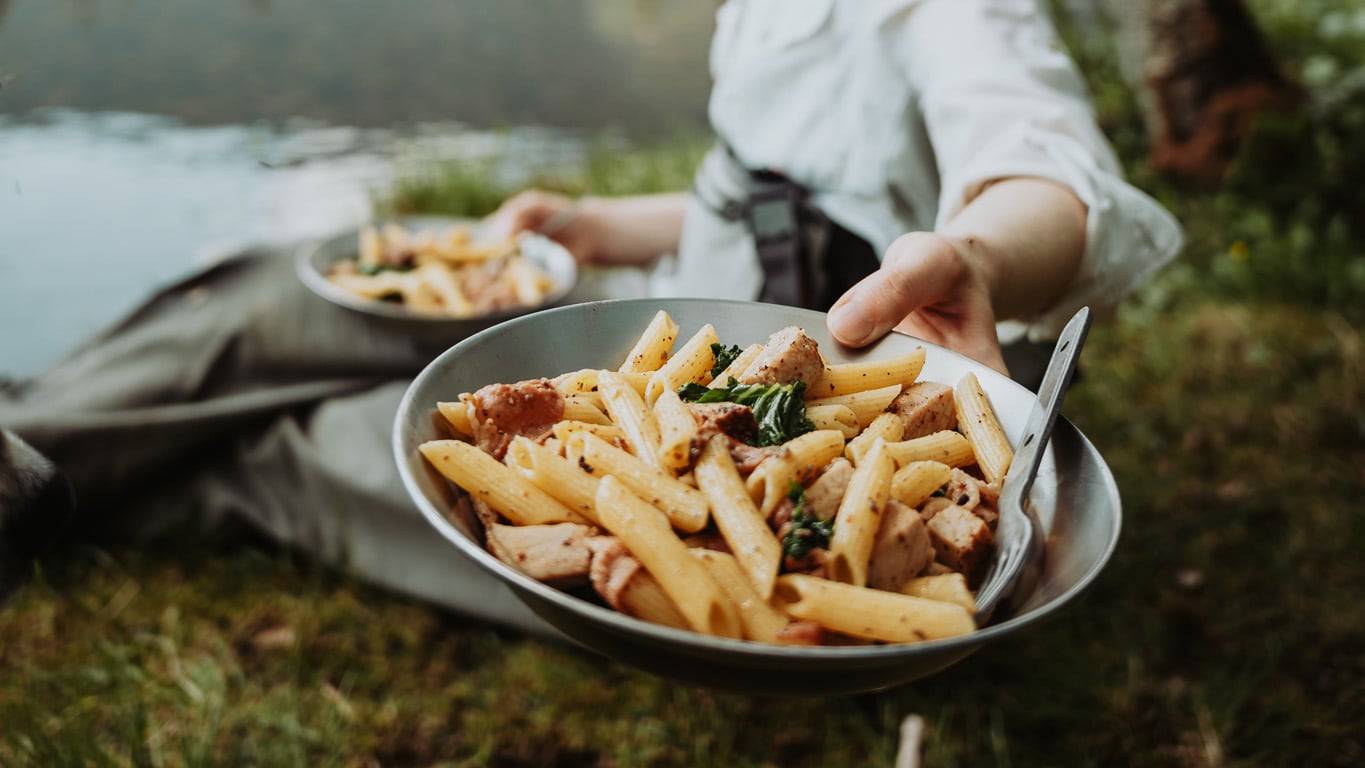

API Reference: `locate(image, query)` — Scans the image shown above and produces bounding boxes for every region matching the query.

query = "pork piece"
[485,521,596,588]
[587,537,689,629]
[867,499,936,592]
[925,503,995,582]
[738,326,825,387]
[887,381,957,439]
[465,378,565,459]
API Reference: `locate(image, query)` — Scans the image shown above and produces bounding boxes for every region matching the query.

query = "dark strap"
[746,175,810,307]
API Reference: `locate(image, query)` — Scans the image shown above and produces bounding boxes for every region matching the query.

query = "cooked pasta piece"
[774,574,975,643]
[593,477,743,638]
[954,372,1013,484]
[419,439,590,526]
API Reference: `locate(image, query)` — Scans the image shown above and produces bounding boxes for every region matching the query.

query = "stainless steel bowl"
[393,298,1121,695]
[296,215,578,343]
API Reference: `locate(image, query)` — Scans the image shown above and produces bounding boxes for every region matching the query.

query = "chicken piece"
[887,381,957,439]
[867,499,936,592]
[686,401,759,460]
[943,467,982,510]
[465,378,565,459]
[802,457,854,523]
[738,326,825,387]
[485,521,596,588]
[925,503,995,582]
[774,619,826,646]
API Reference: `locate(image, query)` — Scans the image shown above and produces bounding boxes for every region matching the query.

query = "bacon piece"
[738,326,825,387]
[465,378,565,459]
[887,381,957,439]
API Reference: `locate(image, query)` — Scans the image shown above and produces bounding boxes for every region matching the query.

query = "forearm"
[940,177,1087,322]
[578,192,690,266]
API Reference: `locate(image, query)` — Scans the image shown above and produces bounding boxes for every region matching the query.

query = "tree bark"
[1141,0,1302,185]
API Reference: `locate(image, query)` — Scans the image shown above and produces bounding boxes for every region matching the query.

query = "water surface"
[0,0,713,378]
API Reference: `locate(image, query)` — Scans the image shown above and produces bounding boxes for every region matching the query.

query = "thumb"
[827,233,961,347]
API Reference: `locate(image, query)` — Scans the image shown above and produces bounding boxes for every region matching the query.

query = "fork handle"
[999,307,1092,510]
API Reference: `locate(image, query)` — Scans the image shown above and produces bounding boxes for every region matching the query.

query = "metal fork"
[974,306,1092,625]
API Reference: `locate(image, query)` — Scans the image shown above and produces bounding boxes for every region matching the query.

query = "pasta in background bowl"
[296,215,577,341]
[393,298,1121,695]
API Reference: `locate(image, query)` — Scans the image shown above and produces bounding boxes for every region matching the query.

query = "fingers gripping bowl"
[393,299,1121,695]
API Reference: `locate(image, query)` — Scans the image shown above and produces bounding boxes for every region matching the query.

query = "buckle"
[745,184,800,245]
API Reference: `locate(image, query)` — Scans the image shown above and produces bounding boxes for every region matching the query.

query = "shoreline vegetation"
[3,3,1362,765]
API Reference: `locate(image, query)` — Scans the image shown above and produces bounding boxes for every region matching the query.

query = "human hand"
[484,189,598,263]
[825,231,1009,375]
[485,190,689,268]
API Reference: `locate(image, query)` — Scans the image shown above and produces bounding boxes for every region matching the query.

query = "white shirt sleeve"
[902,0,1184,339]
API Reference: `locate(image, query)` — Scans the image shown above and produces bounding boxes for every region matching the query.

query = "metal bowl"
[393,298,1121,695]
[296,215,578,343]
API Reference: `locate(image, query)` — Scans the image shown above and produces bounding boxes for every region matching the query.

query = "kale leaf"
[781,482,834,560]
[677,378,816,446]
[709,342,744,377]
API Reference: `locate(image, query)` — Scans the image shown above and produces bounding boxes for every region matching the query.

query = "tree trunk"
[1141,0,1302,185]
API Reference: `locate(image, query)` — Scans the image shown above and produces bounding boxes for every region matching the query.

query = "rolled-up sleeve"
[902,0,1184,339]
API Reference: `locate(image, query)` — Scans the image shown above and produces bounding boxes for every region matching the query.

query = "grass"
[4,4,1364,765]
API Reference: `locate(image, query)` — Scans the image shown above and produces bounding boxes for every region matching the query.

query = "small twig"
[895,714,926,768]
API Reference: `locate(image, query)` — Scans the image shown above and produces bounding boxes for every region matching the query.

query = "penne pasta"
[618,309,680,373]
[645,323,719,404]
[692,549,791,643]
[436,400,474,437]
[827,438,895,587]
[653,388,700,472]
[744,429,847,516]
[551,419,626,444]
[418,439,590,526]
[694,436,782,599]
[804,403,860,438]
[417,317,1021,647]
[844,412,906,465]
[899,573,977,613]
[562,395,612,426]
[811,348,927,398]
[567,431,710,533]
[954,372,1013,484]
[774,574,975,643]
[805,383,903,428]
[593,477,743,638]
[503,436,602,524]
[709,343,763,386]
[890,460,953,509]
[882,430,976,469]
[597,370,664,471]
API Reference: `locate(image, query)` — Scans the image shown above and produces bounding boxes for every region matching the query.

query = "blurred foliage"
[1054,0,1365,323]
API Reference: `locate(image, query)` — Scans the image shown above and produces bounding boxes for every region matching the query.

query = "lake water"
[0,0,713,379]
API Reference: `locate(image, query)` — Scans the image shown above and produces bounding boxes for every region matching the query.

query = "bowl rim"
[295,214,578,325]
[393,297,1122,663]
